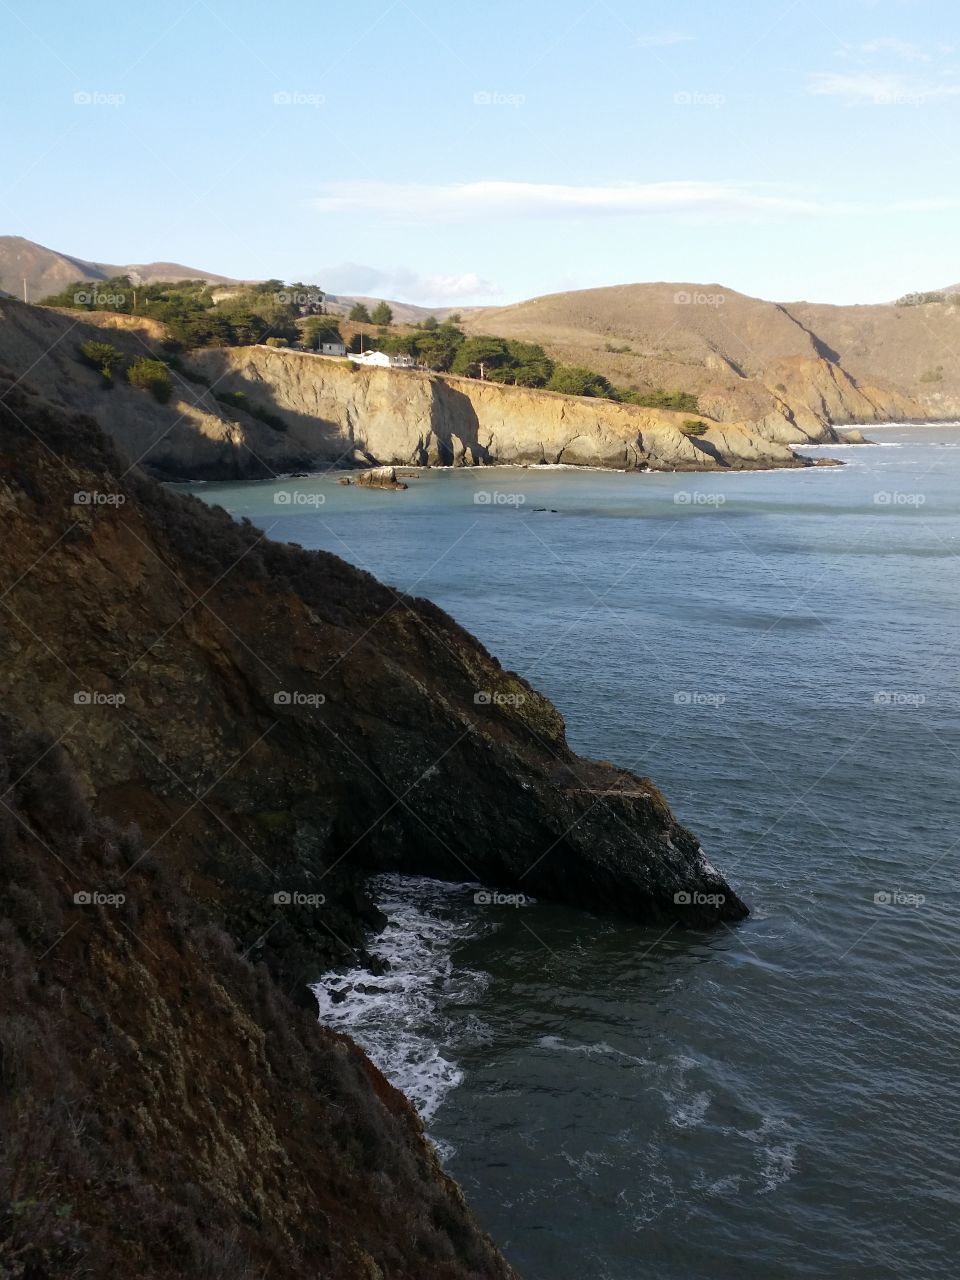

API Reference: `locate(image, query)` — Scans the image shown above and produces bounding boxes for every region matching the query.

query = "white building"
[319,340,347,357]
[349,350,416,369]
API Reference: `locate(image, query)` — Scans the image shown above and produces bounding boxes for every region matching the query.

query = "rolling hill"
[0,234,235,302]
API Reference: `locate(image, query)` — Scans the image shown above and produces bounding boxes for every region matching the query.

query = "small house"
[319,340,347,357]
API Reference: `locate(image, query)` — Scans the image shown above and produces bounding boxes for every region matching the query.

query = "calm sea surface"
[185,426,960,1280]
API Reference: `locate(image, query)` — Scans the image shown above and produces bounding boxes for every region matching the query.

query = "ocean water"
[185,425,960,1280]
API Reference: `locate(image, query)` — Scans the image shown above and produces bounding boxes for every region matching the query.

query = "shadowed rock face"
[0,379,746,1274]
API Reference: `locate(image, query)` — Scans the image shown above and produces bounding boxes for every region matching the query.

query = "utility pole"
[22,277,27,303]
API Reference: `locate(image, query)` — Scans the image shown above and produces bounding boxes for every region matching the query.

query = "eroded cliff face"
[0,381,748,1275]
[0,300,824,479]
[188,345,818,473]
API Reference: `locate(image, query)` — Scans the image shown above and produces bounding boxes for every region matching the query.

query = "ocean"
[185,425,960,1279]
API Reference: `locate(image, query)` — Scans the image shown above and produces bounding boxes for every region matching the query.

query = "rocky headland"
[0,378,747,1276]
[0,298,842,480]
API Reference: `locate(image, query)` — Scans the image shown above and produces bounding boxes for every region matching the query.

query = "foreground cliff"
[0,380,747,1275]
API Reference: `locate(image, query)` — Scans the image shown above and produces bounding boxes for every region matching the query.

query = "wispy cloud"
[316,262,501,305]
[310,180,823,221]
[807,70,960,103]
[636,30,694,48]
[861,37,934,62]
[308,180,960,233]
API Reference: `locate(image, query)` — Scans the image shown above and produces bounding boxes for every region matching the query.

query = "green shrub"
[679,419,708,437]
[77,340,123,386]
[127,357,172,403]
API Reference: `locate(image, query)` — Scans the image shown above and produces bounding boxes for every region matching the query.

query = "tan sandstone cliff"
[0,299,828,478]
[187,345,820,474]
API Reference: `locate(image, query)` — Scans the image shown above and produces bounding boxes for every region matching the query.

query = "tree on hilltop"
[370,301,393,325]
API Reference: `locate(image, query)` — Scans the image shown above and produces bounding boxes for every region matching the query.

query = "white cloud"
[310,179,823,221]
[315,262,501,305]
[636,30,694,48]
[861,37,932,61]
[807,70,960,102]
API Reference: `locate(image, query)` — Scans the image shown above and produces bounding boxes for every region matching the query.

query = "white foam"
[538,1034,649,1066]
[312,874,490,1126]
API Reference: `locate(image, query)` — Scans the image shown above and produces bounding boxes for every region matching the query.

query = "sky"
[1,0,958,306]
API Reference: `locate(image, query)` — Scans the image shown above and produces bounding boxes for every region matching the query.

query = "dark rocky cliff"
[0,378,746,1275]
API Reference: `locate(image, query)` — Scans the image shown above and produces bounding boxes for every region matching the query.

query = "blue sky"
[2,0,958,305]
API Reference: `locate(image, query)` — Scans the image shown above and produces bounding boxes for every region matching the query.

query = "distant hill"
[0,235,235,302]
[6,234,959,419]
[322,293,461,325]
[459,281,960,421]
